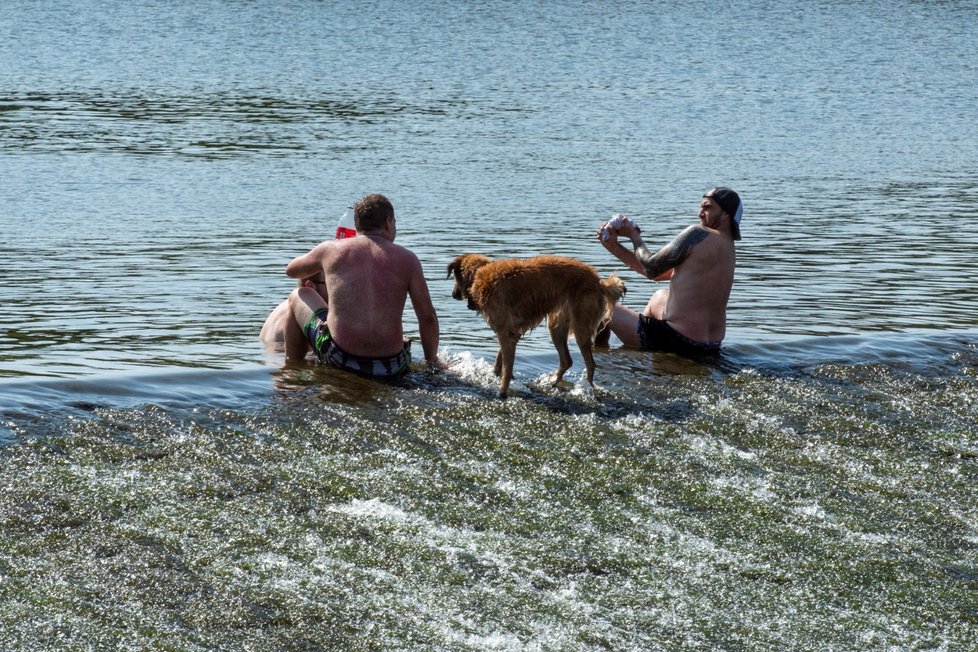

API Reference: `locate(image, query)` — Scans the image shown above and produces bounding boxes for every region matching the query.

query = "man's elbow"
[418,312,439,333]
[641,262,667,280]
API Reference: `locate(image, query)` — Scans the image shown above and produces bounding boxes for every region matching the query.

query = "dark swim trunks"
[637,315,722,357]
[302,308,412,378]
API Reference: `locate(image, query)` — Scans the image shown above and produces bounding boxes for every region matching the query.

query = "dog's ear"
[446,259,458,280]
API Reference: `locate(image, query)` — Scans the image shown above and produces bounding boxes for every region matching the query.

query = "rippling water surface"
[2,1,977,649]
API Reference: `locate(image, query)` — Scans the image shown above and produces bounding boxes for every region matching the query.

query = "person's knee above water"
[259,271,329,349]
[282,193,443,376]
[595,187,742,356]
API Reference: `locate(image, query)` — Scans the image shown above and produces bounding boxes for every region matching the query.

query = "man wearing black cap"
[596,187,742,357]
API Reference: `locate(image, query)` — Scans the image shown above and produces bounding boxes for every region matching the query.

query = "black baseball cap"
[704,187,742,240]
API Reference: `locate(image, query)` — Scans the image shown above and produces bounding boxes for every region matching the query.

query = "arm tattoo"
[635,226,709,278]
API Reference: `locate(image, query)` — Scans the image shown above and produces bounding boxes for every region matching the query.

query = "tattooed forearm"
[635,226,709,278]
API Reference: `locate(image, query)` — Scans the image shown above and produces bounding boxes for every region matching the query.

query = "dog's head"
[447,254,491,311]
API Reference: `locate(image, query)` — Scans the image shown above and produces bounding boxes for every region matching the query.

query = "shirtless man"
[282,193,442,378]
[596,187,742,356]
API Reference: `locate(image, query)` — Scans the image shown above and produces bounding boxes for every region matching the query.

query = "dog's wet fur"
[447,254,626,398]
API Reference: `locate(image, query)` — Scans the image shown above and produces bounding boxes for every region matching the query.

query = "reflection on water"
[0,91,451,157]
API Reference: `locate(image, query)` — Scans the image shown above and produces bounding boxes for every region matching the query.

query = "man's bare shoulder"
[306,238,344,258]
[663,225,711,259]
[332,239,423,282]
[311,238,339,249]
[683,224,731,253]
[385,241,424,267]
[680,223,712,240]
[657,225,730,277]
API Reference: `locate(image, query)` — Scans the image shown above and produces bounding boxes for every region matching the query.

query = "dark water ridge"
[0,90,461,157]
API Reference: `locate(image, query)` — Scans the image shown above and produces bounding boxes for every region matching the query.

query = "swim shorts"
[637,315,722,357]
[302,307,412,378]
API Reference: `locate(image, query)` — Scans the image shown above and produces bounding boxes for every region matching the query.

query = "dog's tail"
[594,275,626,347]
[601,274,626,305]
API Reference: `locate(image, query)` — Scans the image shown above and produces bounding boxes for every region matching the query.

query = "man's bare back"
[283,194,441,369]
[292,235,416,357]
[643,224,735,343]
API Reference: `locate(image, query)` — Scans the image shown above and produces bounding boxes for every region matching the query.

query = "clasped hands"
[597,213,641,245]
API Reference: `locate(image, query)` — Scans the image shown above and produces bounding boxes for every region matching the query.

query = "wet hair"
[354,194,394,232]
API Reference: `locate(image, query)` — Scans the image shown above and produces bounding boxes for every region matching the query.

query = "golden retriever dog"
[447,254,625,398]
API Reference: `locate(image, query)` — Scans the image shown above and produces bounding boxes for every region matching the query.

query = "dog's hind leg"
[495,334,519,398]
[594,320,612,348]
[571,308,600,387]
[547,314,573,383]
[577,336,597,386]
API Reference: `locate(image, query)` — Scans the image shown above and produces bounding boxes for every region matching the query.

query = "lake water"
[2,1,977,649]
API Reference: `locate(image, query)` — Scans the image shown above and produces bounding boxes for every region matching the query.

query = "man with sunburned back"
[283,193,442,378]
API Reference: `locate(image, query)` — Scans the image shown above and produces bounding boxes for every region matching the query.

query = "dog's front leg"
[493,349,503,377]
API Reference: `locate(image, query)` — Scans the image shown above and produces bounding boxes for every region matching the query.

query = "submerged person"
[595,187,742,357]
[259,272,329,348]
[282,193,442,378]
